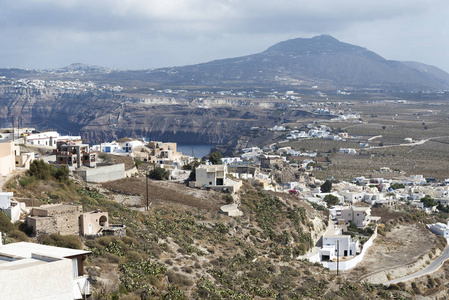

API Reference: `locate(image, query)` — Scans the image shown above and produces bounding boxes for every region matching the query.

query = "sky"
[1,0,448,72]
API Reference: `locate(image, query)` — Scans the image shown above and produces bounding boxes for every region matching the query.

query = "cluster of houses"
[8,77,123,92]
[284,124,352,142]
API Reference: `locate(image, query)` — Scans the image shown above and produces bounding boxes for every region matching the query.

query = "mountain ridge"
[1,35,449,91]
[130,35,449,90]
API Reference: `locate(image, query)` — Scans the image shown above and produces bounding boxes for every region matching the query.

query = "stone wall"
[27,205,82,236]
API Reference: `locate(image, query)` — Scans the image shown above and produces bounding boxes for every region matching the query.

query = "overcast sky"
[1,0,448,72]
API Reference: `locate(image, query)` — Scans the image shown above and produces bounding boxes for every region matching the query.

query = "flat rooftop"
[34,204,81,211]
[0,242,90,259]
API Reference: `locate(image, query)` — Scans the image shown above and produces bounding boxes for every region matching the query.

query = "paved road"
[384,244,449,285]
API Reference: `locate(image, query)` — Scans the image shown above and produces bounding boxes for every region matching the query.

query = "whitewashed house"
[319,228,360,261]
[428,222,449,238]
[0,192,23,223]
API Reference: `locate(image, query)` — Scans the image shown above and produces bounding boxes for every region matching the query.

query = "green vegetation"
[37,233,83,249]
[5,162,416,299]
[148,167,170,180]
[320,180,332,193]
[0,211,14,233]
[390,183,405,190]
[24,159,70,185]
[323,194,339,207]
[134,159,143,168]
[420,195,436,207]
[209,151,223,165]
[222,194,233,204]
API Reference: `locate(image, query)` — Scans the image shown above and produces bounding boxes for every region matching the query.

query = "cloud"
[0,0,448,70]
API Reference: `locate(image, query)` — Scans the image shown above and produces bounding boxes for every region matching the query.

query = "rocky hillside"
[2,170,416,299]
[0,87,318,146]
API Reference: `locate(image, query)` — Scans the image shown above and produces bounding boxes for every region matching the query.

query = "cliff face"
[0,87,306,146]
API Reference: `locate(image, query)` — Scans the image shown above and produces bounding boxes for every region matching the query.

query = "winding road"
[384,244,449,285]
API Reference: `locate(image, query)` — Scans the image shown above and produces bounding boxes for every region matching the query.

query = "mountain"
[122,35,449,90]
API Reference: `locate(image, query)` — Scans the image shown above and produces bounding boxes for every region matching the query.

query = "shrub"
[38,233,83,249]
[148,167,170,180]
[126,251,144,262]
[320,180,332,193]
[0,211,14,233]
[52,165,69,183]
[222,194,233,204]
[103,252,122,263]
[324,194,339,207]
[209,151,222,165]
[8,230,29,242]
[19,175,37,187]
[134,159,143,168]
[167,270,193,287]
[29,159,52,181]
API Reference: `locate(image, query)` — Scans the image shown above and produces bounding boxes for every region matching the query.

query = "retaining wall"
[74,163,125,183]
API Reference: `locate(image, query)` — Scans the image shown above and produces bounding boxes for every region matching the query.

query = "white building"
[319,228,360,261]
[120,140,144,153]
[339,148,357,155]
[195,164,242,193]
[221,157,242,164]
[91,141,121,153]
[428,222,449,238]
[25,131,60,147]
[340,206,380,228]
[0,192,23,223]
[342,191,364,203]
[0,242,92,300]
[364,193,388,206]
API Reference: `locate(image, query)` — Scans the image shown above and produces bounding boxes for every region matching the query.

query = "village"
[2,120,449,298]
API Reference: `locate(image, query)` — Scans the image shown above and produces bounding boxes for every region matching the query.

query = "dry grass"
[102,177,224,211]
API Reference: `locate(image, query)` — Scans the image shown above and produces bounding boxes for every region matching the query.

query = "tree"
[29,159,51,181]
[420,195,436,207]
[149,167,170,180]
[209,151,222,165]
[323,194,339,208]
[390,183,405,190]
[320,180,332,193]
[382,126,386,130]
[53,165,69,183]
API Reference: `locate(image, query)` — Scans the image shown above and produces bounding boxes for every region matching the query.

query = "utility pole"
[337,240,340,276]
[17,117,20,139]
[146,169,149,210]
[11,115,14,141]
